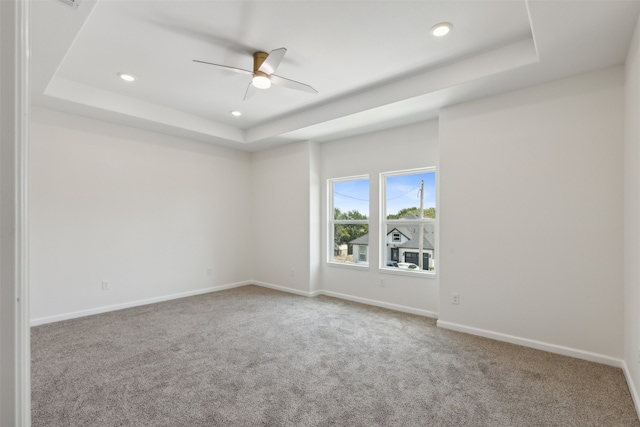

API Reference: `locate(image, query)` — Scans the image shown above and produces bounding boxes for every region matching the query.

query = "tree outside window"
[329,177,369,264]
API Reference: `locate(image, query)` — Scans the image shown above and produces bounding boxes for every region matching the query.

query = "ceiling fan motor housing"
[253,52,269,73]
[251,52,271,89]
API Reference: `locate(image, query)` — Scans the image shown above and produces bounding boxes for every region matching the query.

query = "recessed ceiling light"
[430,22,452,37]
[230,110,242,117]
[118,73,136,82]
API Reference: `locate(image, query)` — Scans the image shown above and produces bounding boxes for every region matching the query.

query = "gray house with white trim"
[350,223,435,269]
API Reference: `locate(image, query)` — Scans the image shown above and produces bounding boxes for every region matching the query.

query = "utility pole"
[419,180,424,270]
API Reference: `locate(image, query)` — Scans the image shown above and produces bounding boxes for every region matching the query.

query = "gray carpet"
[32,285,639,426]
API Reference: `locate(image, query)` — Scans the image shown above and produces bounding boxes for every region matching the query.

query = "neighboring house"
[334,243,348,258]
[350,222,435,269]
[348,234,370,264]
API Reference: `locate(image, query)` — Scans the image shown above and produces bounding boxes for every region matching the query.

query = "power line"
[334,191,369,202]
[387,185,420,201]
[335,185,423,202]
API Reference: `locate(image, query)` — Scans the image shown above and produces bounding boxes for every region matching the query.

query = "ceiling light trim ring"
[117,72,136,82]
[430,22,452,37]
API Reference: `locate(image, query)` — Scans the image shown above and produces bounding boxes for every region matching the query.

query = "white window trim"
[380,167,437,276]
[327,175,370,267]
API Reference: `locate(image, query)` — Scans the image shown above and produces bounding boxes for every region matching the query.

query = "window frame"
[327,175,370,268]
[380,167,437,276]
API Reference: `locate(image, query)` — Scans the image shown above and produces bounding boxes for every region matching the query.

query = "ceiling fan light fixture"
[252,72,271,89]
[430,22,452,37]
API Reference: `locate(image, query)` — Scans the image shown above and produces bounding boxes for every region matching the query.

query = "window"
[358,245,368,262]
[381,168,436,273]
[328,176,369,265]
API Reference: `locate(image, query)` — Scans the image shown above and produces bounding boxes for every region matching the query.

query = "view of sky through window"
[332,172,435,217]
[386,171,435,216]
[333,179,369,217]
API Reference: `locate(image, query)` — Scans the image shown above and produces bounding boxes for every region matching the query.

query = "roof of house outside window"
[349,234,369,245]
[349,222,434,250]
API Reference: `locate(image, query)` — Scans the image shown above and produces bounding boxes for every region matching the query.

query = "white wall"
[624,12,640,410]
[439,67,625,362]
[29,107,253,323]
[319,121,440,316]
[251,141,318,294]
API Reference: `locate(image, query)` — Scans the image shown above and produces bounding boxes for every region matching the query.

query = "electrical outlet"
[290,269,295,277]
[207,267,212,276]
[101,280,109,291]
[451,292,460,305]
[380,279,385,287]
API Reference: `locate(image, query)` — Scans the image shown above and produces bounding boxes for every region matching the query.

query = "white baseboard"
[318,289,439,319]
[30,280,436,327]
[28,280,628,371]
[250,281,437,318]
[437,320,623,368]
[622,361,640,418]
[30,281,251,326]
[251,281,321,297]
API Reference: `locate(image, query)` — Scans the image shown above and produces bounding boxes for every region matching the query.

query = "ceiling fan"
[194,48,317,100]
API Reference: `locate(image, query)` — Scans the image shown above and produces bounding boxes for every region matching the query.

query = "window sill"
[379,267,437,279]
[326,261,370,271]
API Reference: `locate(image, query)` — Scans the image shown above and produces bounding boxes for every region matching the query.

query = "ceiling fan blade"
[193,60,253,76]
[243,82,258,101]
[258,48,286,75]
[270,74,317,94]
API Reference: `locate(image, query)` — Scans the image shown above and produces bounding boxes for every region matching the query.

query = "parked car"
[386,261,398,267]
[397,262,419,270]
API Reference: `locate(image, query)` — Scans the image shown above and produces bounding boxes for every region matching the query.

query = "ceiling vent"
[57,0,81,9]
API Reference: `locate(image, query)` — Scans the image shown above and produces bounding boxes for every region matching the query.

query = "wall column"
[1,0,30,425]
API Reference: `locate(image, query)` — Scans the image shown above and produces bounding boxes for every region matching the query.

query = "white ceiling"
[31,0,640,151]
